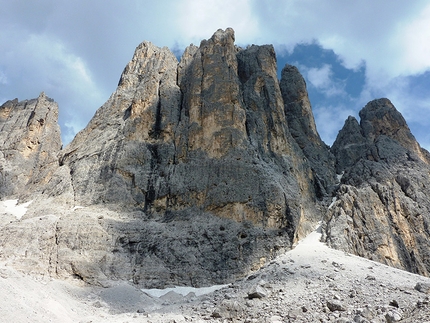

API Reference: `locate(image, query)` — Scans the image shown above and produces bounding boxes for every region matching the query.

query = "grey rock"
[160,291,184,305]
[248,285,268,299]
[3,28,430,302]
[335,318,350,323]
[0,92,62,199]
[287,308,303,320]
[330,116,367,173]
[415,282,430,294]
[0,213,59,277]
[50,28,322,285]
[324,98,430,277]
[61,28,321,232]
[389,300,399,308]
[280,64,336,197]
[327,300,347,312]
[385,308,402,322]
[212,300,244,319]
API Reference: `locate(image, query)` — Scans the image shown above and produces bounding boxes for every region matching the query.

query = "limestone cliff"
[0,92,62,198]
[4,28,323,287]
[60,28,321,235]
[280,64,336,197]
[2,29,430,287]
[324,98,430,276]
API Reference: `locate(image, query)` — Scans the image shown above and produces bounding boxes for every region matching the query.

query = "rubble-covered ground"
[1,224,430,322]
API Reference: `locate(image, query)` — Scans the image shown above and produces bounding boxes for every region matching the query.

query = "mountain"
[325,98,430,276]
[1,28,430,293]
[0,92,62,199]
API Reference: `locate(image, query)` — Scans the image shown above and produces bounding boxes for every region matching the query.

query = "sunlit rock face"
[46,28,324,286]
[60,28,322,234]
[0,92,62,199]
[2,29,430,287]
[324,98,430,276]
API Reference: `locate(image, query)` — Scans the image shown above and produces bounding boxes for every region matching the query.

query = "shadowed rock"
[280,64,336,197]
[23,28,323,286]
[0,92,62,199]
[324,98,430,276]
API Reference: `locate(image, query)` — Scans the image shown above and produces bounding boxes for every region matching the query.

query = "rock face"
[1,29,430,288]
[61,29,319,232]
[0,92,62,198]
[280,64,336,197]
[0,28,326,287]
[324,98,430,276]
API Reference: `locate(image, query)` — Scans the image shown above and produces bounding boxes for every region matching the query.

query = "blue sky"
[1,0,430,150]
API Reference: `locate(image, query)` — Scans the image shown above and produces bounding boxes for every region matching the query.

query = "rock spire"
[0,92,62,198]
[324,98,430,276]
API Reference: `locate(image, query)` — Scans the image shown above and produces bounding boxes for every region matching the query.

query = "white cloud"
[307,65,331,89]
[293,63,347,98]
[250,1,430,83]
[0,71,7,85]
[398,4,430,74]
[178,0,260,45]
[305,64,346,97]
[313,104,357,146]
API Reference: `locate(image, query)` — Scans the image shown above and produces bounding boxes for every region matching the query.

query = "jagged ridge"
[1,29,430,288]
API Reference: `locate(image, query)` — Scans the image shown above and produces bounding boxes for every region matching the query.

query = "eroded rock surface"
[324,98,430,276]
[280,64,336,197]
[0,29,326,287]
[0,92,62,198]
[1,29,430,291]
[61,29,319,233]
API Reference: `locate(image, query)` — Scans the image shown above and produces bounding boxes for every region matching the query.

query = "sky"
[1,0,430,151]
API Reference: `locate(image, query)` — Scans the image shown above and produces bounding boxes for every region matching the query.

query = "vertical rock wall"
[46,28,326,286]
[324,98,430,276]
[0,92,62,198]
[280,65,336,197]
[61,28,321,237]
[4,29,429,286]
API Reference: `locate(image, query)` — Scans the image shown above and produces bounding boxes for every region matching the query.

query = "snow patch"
[1,199,32,220]
[336,171,344,183]
[141,284,228,298]
[328,196,337,209]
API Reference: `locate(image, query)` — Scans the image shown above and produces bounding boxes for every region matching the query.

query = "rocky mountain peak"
[359,98,405,137]
[118,41,178,92]
[330,115,366,173]
[332,98,430,174]
[205,27,235,46]
[280,64,336,197]
[325,98,430,277]
[29,28,324,286]
[0,92,62,198]
[2,28,430,290]
[359,98,430,163]
[176,27,247,159]
[280,64,316,134]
